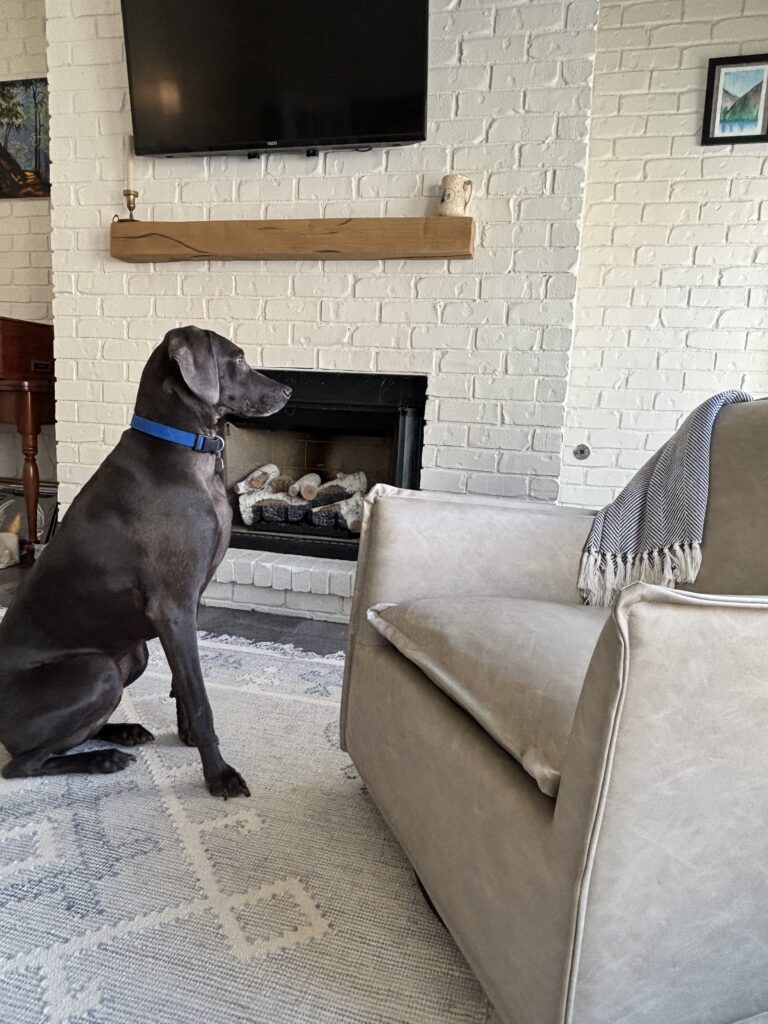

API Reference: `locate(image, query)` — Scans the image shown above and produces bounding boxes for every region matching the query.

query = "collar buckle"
[197,434,225,455]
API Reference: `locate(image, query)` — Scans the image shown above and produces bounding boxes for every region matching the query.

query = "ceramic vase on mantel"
[438,174,473,216]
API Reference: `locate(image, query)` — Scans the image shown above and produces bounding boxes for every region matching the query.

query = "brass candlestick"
[122,188,139,221]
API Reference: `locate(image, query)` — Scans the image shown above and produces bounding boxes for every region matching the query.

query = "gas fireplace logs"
[236,466,368,533]
[334,471,367,493]
[308,492,364,532]
[288,472,321,500]
[268,474,295,494]
[234,463,280,494]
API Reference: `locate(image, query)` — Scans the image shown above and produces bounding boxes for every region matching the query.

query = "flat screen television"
[121,0,429,157]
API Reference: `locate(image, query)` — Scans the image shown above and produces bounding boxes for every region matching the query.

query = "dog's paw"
[206,765,250,800]
[98,723,154,746]
[90,749,136,774]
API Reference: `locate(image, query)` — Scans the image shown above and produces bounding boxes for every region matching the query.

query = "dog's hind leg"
[95,723,154,746]
[117,641,150,687]
[95,643,155,746]
[1,654,134,779]
[4,745,135,778]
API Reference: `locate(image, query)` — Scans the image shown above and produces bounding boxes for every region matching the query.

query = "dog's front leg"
[148,603,249,799]
[169,680,195,746]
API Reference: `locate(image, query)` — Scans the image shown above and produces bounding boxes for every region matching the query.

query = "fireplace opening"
[222,370,427,560]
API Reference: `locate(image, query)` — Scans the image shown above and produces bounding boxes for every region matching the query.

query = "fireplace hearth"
[222,370,427,560]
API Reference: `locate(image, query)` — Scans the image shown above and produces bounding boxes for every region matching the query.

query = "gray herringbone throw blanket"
[578,389,752,607]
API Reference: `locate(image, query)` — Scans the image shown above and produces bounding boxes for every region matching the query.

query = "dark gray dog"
[0,326,290,798]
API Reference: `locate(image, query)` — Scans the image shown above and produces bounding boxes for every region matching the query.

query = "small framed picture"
[0,78,50,197]
[702,54,768,145]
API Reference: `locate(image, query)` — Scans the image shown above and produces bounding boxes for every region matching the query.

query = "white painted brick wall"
[44,0,597,509]
[561,0,768,507]
[0,0,55,480]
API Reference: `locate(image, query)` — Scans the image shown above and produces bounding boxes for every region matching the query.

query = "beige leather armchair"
[341,401,768,1024]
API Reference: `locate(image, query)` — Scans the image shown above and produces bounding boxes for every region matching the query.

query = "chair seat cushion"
[367,597,610,797]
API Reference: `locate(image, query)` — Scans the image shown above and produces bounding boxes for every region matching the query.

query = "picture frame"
[0,77,50,198]
[702,54,768,146]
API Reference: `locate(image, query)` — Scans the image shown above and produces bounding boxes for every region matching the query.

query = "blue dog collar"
[130,414,224,455]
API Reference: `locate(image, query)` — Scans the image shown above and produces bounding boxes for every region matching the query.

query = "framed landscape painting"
[0,78,50,198]
[702,54,768,145]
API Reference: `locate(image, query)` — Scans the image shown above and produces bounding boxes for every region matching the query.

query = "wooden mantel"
[109,216,475,263]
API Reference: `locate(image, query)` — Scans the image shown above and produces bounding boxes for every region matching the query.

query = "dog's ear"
[167,326,220,405]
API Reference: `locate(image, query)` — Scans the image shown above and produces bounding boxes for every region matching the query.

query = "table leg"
[17,391,41,557]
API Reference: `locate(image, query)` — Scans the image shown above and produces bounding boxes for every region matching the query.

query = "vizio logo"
[267,141,278,147]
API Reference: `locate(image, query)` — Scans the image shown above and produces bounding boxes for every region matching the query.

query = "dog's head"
[164,326,291,418]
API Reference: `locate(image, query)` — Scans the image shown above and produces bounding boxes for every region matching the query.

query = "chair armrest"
[557,582,768,821]
[553,583,768,1012]
[347,484,595,652]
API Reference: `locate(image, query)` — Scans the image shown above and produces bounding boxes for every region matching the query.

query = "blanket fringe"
[578,541,702,607]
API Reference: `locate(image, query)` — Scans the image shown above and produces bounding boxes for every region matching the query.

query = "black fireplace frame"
[224,370,428,560]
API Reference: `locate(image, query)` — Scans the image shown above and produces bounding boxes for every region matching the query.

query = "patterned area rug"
[0,629,493,1024]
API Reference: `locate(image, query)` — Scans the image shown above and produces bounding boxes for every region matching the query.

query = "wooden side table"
[0,379,56,556]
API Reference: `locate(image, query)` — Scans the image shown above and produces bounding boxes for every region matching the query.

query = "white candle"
[126,135,135,191]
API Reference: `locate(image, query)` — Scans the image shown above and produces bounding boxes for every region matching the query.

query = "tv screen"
[121,0,429,156]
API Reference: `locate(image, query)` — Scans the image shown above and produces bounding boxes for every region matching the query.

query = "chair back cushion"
[367,596,610,797]
[682,399,768,595]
